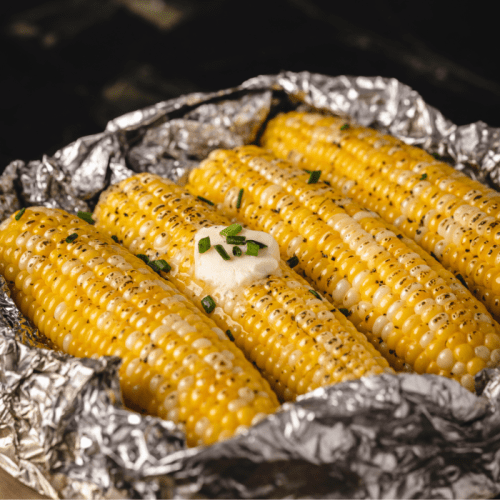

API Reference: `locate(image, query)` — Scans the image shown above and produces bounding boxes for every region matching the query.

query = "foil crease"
[2,71,500,498]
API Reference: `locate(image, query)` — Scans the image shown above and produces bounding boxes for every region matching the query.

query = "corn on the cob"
[262,111,500,323]
[186,145,500,391]
[93,173,392,402]
[0,207,280,446]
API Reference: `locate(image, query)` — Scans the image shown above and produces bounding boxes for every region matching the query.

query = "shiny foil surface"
[2,71,500,498]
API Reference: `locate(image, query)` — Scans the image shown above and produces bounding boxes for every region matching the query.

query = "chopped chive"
[77,211,95,225]
[232,246,242,257]
[15,207,26,221]
[111,235,120,243]
[340,123,350,130]
[226,235,246,245]
[307,170,321,184]
[150,259,171,273]
[246,239,267,249]
[220,223,243,237]
[246,240,260,256]
[432,152,441,160]
[339,307,352,317]
[201,295,216,314]
[236,188,244,209]
[309,289,322,300]
[226,329,235,342]
[286,255,299,268]
[419,173,428,181]
[198,236,211,253]
[197,195,214,206]
[136,254,150,264]
[137,253,171,273]
[215,244,231,261]
[148,261,160,272]
[65,233,78,243]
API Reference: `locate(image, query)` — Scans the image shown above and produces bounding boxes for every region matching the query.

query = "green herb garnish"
[232,246,242,257]
[15,208,26,221]
[339,307,352,317]
[150,259,171,273]
[198,236,211,253]
[220,223,243,237]
[286,255,299,268]
[246,239,267,249]
[226,235,246,245]
[226,329,235,341]
[340,123,350,131]
[214,244,231,261]
[137,253,171,273]
[236,188,244,209]
[137,254,150,264]
[201,295,216,314]
[77,211,95,225]
[197,196,214,206]
[419,173,428,181]
[307,170,322,184]
[65,233,78,243]
[246,240,260,256]
[309,289,322,300]
[111,235,120,243]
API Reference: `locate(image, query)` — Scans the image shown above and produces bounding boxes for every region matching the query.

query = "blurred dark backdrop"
[1,0,499,170]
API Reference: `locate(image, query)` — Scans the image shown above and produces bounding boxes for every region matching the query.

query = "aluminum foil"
[2,71,500,499]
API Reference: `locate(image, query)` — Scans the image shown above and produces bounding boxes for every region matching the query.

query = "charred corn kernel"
[262,111,500,322]
[186,145,500,391]
[94,173,392,401]
[0,207,279,447]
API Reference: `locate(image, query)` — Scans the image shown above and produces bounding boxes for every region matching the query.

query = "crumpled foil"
[2,71,500,499]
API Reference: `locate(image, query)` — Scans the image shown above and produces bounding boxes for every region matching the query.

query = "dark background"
[1,0,499,171]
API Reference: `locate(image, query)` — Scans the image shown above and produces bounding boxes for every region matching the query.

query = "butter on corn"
[0,207,279,447]
[186,145,500,392]
[93,173,393,402]
[263,111,500,323]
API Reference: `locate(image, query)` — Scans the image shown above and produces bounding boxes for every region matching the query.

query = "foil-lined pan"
[2,71,500,499]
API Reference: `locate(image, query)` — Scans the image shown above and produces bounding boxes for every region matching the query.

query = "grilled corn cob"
[93,173,392,402]
[262,111,500,322]
[186,145,500,391]
[0,207,280,446]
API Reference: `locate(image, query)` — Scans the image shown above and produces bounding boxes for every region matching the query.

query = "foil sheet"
[2,71,500,498]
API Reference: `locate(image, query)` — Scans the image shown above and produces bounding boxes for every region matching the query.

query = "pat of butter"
[194,225,281,292]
